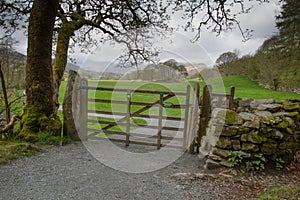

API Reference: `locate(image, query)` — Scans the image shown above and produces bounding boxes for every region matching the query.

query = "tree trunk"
[18,0,61,141]
[52,26,73,112]
[63,70,79,139]
[0,63,10,124]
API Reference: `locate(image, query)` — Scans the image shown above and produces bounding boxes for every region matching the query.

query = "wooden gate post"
[188,82,200,153]
[197,84,212,152]
[183,85,191,150]
[157,92,164,150]
[125,90,131,146]
[79,79,88,140]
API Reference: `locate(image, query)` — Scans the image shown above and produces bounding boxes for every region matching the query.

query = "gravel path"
[0,142,210,200]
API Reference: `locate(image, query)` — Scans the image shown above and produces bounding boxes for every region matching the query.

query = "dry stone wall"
[200,98,300,169]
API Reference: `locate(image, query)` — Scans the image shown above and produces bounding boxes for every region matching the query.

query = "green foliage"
[228,151,267,172]
[246,153,266,172]
[275,158,285,170]
[228,151,243,167]
[252,153,266,171]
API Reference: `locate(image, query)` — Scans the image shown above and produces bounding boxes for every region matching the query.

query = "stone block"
[216,137,232,149]
[241,143,259,152]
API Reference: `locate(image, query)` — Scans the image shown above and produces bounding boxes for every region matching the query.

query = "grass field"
[57,75,300,127]
[59,75,300,104]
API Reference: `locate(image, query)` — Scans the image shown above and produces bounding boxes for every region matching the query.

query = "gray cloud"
[6,0,280,67]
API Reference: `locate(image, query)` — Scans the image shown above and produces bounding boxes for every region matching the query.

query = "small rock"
[238,112,256,121]
[241,143,259,152]
[239,98,253,107]
[205,159,222,169]
[255,111,273,117]
[250,99,275,109]
[257,104,282,112]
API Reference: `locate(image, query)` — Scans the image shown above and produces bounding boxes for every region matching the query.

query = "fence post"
[157,92,164,150]
[79,79,88,141]
[229,86,235,110]
[183,85,191,150]
[126,90,131,146]
[197,84,212,152]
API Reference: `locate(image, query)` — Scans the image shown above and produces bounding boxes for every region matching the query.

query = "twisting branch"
[0,115,21,134]
[172,0,267,41]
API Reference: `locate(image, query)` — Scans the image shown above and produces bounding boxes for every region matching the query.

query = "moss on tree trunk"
[52,26,73,112]
[18,0,61,141]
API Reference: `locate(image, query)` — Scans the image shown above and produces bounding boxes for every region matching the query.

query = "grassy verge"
[254,185,300,200]
[0,141,40,164]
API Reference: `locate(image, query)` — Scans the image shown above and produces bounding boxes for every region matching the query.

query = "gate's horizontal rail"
[88,110,127,116]
[87,119,184,131]
[88,135,183,149]
[88,98,189,109]
[87,128,183,141]
[87,110,183,121]
[82,86,186,96]
[132,114,182,121]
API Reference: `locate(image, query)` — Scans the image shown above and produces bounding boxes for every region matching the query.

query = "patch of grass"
[35,131,70,146]
[254,185,300,200]
[0,141,39,164]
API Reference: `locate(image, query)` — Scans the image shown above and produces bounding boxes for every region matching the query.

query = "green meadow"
[59,75,300,105]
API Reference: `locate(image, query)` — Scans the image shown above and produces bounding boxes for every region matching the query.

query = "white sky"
[10,0,281,67]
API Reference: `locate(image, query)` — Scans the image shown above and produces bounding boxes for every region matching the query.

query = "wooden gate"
[75,79,200,151]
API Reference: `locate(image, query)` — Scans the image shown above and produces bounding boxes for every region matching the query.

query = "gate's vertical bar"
[79,79,88,140]
[183,85,191,150]
[229,86,235,110]
[126,90,131,146]
[157,92,164,150]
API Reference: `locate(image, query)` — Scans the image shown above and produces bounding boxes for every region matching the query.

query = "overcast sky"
[10,0,281,68]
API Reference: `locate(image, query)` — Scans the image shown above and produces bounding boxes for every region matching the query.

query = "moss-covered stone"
[241,134,248,142]
[283,102,300,111]
[241,131,267,144]
[212,147,231,158]
[269,130,284,140]
[209,154,223,162]
[221,126,239,136]
[216,137,232,149]
[232,140,241,150]
[248,131,268,144]
[243,117,260,129]
[219,160,234,168]
[260,116,276,125]
[241,143,259,152]
[214,109,243,125]
[288,112,299,117]
[277,121,290,129]
[261,143,278,155]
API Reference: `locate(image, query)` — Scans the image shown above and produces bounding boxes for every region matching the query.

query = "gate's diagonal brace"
[101,93,175,131]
